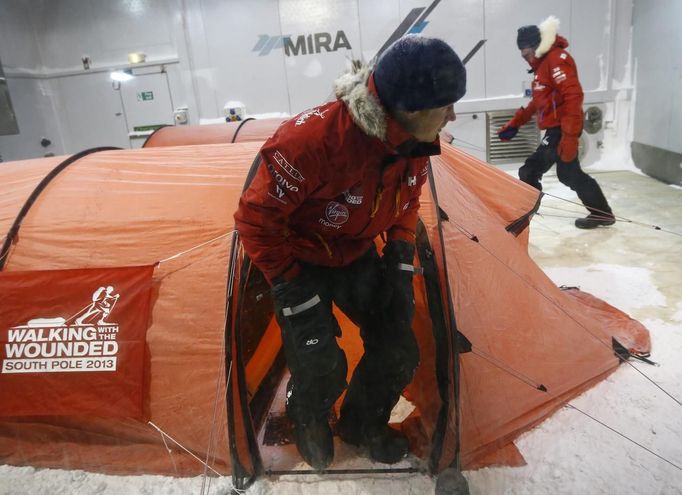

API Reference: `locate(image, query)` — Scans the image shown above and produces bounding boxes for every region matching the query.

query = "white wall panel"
[406,0,485,101]
[279,0,361,113]
[445,112,487,161]
[36,0,178,71]
[483,0,572,100]
[0,3,63,161]
[1,0,641,161]
[569,0,611,91]
[669,67,682,153]
[197,0,290,115]
[165,63,197,123]
[0,1,42,69]
[632,0,682,153]
[610,0,634,89]
[358,0,401,62]
[0,78,64,161]
[172,0,208,122]
[51,73,130,151]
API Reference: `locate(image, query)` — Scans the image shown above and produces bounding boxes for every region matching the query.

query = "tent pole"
[426,162,471,495]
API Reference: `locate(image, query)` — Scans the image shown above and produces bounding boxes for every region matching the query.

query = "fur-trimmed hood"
[333,65,387,141]
[534,15,568,59]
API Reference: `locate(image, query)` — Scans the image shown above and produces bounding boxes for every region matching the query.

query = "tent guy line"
[156,230,235,264]
[157,426,180,475]
[201,341,230,495]
[147,323,230,493]
[197,360,235,495]
[444,213,682,406]
[418,155,677,477]
[459,359,682,472]
[443,217,682,468]
[449,136,487,153]
[450,214,682,407]
[563,404,682,471]
[539,192,682,236]
[148,421,224,476]
[470,348,547,392]
[465,318,682,470]
[536,212,584,220]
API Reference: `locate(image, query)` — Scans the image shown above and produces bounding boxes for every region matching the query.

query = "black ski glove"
[272,268,322,319]
[271,267,344,398]
[380,240,417,327]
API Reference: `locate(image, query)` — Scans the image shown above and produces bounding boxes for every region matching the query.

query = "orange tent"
[142,118,286,148]
[0,139,650,490]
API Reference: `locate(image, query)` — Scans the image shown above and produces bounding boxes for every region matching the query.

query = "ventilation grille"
[486,110,540,164]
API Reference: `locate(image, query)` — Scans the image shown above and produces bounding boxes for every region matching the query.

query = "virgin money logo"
[325,201,349,225]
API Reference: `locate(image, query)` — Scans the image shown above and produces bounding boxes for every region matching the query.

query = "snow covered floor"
[465,168,682,495]
[2,168,681,495]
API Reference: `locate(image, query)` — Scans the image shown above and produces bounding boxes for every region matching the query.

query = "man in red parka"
[497,16,615,229]
[234,35,466,470]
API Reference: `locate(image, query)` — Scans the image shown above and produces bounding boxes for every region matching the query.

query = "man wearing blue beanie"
[235,34,466,470]
[498,16,615,229]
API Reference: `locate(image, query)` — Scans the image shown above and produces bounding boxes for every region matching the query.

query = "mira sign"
[253,31,352,56]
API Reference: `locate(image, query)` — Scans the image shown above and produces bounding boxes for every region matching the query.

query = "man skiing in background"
[497,15,616,229]
[234,35,466,470]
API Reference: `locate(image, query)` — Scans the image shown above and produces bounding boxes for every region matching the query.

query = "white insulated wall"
[1,0,635,161]
[0,0,63,160]
[632,0,682,154]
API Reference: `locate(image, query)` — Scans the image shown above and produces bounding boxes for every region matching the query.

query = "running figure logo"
[75,286,120,325]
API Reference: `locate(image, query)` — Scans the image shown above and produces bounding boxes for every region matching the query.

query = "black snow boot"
[435,468,470,495]
[365,424,409,464]
[338,420,409,464]
[291,416,334,471]
[575,212,616,229]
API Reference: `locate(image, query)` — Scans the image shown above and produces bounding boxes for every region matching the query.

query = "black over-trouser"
[518,127,612,215]
[272,245,420,433]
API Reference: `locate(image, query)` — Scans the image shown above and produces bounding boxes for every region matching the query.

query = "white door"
[118,71,174,147]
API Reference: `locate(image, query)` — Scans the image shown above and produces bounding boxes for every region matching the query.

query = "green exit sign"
[137,91,154,101]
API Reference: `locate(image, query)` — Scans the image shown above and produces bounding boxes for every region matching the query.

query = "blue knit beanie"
[374,35,466,112]
[517,25,541,50]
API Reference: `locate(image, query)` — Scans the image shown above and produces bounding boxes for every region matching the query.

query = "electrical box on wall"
[522,80,533,99]
[579,104,605,167]
[173,107,189,125]
[224,101,245,122]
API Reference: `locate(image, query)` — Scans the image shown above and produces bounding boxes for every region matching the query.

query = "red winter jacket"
[234,68,437,284]
[510,35,584,137]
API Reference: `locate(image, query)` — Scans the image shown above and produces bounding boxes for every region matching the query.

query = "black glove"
[272,268,321,318]
[497,124,518,141]
[380,240,416,326]
[272,267,341,340]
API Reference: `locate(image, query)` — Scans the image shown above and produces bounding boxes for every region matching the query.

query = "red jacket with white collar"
[234,68,437,284]
[510,34,584,137]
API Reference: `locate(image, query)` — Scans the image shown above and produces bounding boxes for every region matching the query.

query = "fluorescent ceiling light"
[110,70,134,82]
[128,52,146,64]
